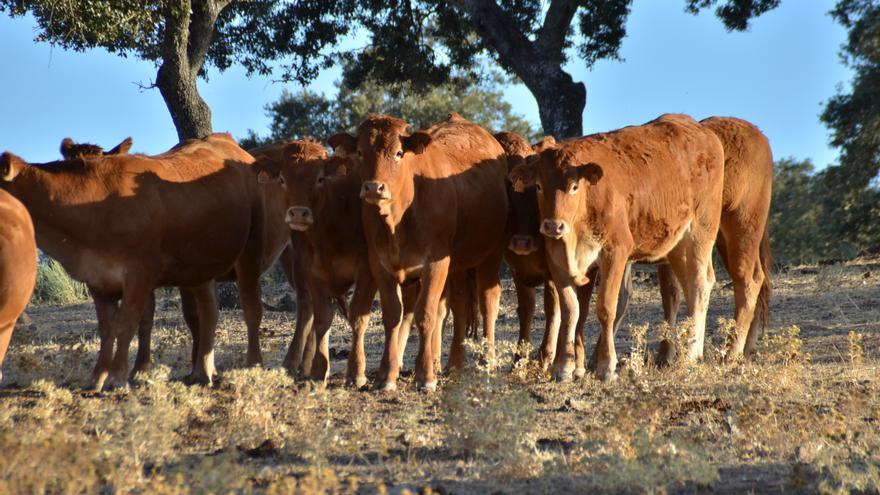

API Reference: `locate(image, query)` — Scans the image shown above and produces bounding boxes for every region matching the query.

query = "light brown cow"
[0,189,37,384]
[510,114,725,381]
[495,132,633,376]
[656,117,773,362]
[330,113,508,390]
[1,133,265,390]
[254,143,438,386]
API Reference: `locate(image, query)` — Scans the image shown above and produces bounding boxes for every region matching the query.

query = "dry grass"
[1,258,879,494]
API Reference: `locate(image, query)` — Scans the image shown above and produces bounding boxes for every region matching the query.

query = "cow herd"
[0,112,772,392]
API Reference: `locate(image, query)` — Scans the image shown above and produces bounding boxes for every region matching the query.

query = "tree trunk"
[156,64,213,141]
[156,0,227,141]
[528,70,586,139]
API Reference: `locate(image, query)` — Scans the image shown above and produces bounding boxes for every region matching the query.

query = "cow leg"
[612,262,633,335]
[106,276,156,389]
[346,270,377,388]
[539,279,561,369]
[657,246,690,366]
[282,246,315,375]
[476,252,503,365]
[513,275,536,359]
[178,287,202,368]
[306,279,335,385]
[413,257,451,391]
[398,283,419,371]
[433,289,448,373]
[550,279,580,382]
[132,291,156,376]
[374,266,404,391]
[235,253,264,367]
[89,289,119,391]
[681,236,717,363]
[447,272,470,371]
[575,270,597,376]
[186,281,219,385]
[655,263,682,365]
[718,221,765,361]
[593,250,630,381]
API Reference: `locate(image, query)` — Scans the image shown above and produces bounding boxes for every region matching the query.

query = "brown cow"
[495,131,632,376]
[1,133,266,390]
[0,189,37,384]
[60,137,133,160]
[330,113,508,390]
[254,143,440,386]
[510,114,725,381]
[656,117,773,362]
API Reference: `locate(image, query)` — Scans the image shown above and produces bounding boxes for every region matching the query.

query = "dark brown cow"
[510,114,725,381]
[330,113,508,390]
[254,143,439,386]
[0,189,36,384]
[1,133,265,390]
[54,137,304,376]
[656,117,773,362]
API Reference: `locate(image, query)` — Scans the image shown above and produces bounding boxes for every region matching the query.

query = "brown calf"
[510,114,725,381]
[255,144,437,387]
[1,134,265,389]
[331,113,508,390]
[0,189,37,384]
[656,117,773,362]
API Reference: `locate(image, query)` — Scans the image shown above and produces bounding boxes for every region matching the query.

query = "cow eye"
[535,182,543,192]
[569,183,579,194]
[316,175,325,186]
[278,175,286,185]
[395,150,404,159]
[357,150,363,158]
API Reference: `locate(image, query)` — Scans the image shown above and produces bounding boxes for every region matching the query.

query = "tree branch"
[535,0,578,58]
[188,0,222,74]
[451,0,538,78]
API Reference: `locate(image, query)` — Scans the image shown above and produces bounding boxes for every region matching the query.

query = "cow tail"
[466,268,480,340]
[756,222,772,335]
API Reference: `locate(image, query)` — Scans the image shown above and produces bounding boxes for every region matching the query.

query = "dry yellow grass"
[1,258,878,494]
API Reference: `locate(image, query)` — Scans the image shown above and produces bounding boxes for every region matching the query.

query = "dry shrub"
[626,322,650,375]
[759,325,808,366]
[220,367,299,450]
[265,467,361,495]
[32,258,89,304]
[848,331,865,367]
[441,341,539,475]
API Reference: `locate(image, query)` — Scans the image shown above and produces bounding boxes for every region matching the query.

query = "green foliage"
[0,0,357,84]
[819,0,880,255]
[32,257,88,305]
[245,70,539,144]
[685,0,782,31]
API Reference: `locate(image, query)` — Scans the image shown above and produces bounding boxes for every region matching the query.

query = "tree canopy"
[241,71,538,148]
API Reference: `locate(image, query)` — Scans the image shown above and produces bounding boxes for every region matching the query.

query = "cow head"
[0,152,27,182]
[59,137,133,160]
[494,131,542,256]
[331,115,431,215]
[508,149,604,240]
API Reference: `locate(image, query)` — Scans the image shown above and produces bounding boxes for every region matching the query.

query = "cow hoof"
[103,377,130,391]
[376,381,398,392]
[418,380,438,393]
[347,375,368,389]
[574,368,587,379]
[553,369,574,383]
[596,368,618,382]
[183,372,213,386]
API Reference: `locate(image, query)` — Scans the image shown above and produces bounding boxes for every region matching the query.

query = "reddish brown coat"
[0,189,36,385]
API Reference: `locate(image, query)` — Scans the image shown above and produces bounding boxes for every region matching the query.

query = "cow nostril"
[376,183,385,193]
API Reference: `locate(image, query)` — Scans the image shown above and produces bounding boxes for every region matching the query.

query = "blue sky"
[0,1,850,166]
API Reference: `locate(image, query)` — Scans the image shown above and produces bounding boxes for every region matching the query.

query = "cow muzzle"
[361,181,391,204]
[508,235,539,256]
[285,206,313,231]
[540,219,570,239]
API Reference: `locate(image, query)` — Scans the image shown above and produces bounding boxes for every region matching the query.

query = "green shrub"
[32,258,88,304]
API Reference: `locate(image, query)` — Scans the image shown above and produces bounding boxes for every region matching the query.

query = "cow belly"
[68,250,127,293]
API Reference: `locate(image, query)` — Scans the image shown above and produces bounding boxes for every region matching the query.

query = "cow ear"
[108,137,133,155]
[323,158,349,178]
[252,159,281,184]
[328,133,357,156]
[508,161,537,193]
[506,154,525,172]
[533,136,556,152]
[578,162,604,185]
[1,152,26,182]
[60,138,75,160]
[402,131,432,155]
